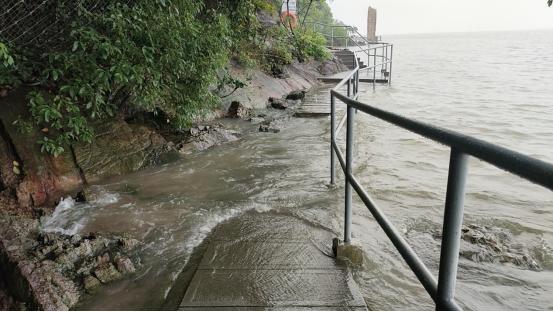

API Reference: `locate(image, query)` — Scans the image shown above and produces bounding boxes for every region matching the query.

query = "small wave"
[88,187,121,206]
[459,224,542,271]
[41,197,84,235]
[41,188,122,235]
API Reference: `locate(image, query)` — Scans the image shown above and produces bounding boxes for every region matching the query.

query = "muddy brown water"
[45,30,553,310]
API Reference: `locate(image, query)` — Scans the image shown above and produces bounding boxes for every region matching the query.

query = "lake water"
[45,30,553,310]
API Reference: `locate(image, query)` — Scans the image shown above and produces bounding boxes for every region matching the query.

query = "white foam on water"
[41,188,122,235]
[89,191,121,206]
[41,197,83,235]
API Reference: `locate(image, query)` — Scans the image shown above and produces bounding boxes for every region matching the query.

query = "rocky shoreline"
[0,58,347,309]
[0,215,141,310]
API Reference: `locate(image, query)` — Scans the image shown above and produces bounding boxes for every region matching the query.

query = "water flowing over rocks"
[459,224,542,271]
[0,47,345,309]
[0,215,142,310]
[176,124,241,154]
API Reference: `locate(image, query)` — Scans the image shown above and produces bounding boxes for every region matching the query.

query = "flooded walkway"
[179,211,366,310]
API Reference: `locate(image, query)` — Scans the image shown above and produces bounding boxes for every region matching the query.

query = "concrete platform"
[317,70,389,84]
[179,213,367,310]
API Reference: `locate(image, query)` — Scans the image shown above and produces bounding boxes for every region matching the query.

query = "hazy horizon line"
[375,27,553,37]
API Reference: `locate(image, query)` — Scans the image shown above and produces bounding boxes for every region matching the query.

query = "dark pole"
[301,0,314,26]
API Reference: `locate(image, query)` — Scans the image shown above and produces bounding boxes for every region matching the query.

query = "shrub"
[292,28,331,61]
[11,0,239,154]
[0,42,32,88]
[2,0,333,155]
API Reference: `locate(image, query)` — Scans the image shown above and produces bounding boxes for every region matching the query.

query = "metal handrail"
[329,51,553,310]
[304,21,393,85]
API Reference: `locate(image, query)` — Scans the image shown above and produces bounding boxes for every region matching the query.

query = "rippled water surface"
[47,30,553,310]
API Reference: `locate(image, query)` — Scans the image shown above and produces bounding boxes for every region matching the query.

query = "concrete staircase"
[332,50,365,70]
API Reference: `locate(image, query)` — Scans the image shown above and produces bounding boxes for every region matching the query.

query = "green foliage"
[0,42,32,87]
[9,0,245,155]
[297,0,333,26]
[264,26,294,67]
[216,69,248,98]
[11,118,34,135]
[292,28,331,61]
[0,42,14,67]
[253,0,276,12]
[2,0,333,156]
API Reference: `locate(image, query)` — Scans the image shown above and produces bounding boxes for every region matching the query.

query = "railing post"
[385,44,389,72]
[381,45,385,75]
[355,71,359,95]
[330,93,336,185]
[347,79,351,98]
[436,148,468,311]
[389,45,393,85]
[344,104,355,243]
[373,48,377,89]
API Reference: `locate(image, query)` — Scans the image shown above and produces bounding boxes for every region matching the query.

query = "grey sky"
[328,0,553,35]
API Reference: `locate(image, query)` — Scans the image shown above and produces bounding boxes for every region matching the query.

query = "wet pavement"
[179,211,366,310]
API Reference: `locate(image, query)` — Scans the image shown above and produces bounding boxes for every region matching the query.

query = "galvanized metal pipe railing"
[329,51,553,311]
[306,22,394,85]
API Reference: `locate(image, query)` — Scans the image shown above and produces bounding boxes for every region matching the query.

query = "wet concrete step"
[181,269,364,310]
[317,70,389,84]
[179,212,367,311]
[333,50,356,70]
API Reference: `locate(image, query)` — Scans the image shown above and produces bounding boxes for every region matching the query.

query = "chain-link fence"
[0,1,130,51]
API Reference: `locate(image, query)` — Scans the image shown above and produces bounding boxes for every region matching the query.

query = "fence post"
[344,104,355,243]
[381,45,385,75]
[389,45,393,85]
[330,93,336,185]
[347,79,351,98]
[354,71,359,95]
[436,148,468,310]
[385,45,389,72]
[373,49,377,89]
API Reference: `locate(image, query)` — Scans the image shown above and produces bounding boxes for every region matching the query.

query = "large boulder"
[286,90,306,101]
[318,57,349,76]
[73,120,173,183]
[227,101,251,118]
[176,124,240,154]
[268,97,288,110]
[0,89,83,210]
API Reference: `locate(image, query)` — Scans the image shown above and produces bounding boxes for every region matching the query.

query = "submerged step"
[178,212,367,311]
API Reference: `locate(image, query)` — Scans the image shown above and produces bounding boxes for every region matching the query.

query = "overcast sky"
[328,0,553,35]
